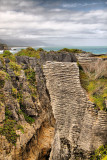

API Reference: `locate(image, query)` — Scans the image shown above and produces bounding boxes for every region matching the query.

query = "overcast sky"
[0,0,107,47]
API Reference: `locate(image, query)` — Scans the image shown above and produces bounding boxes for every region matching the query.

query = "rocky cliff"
[0,49,107,160]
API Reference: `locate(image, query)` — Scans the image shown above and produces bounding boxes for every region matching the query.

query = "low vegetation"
[11,87,35,124]
[0,50,16,62]
[22,112,35,124]
[16,124,24,133]
[19,104,35,124]
[0,119,19,145]
[9,61,21,76]
[91,145,107,160]
[15,47,83,57]
[15,47,41,58]
[10,67,36,124]
[0,70,7,89]
[97,54,107,58]
[0,91,5,102]
[0,106,24,145]
[25,68,36,85]
[25,68,37,98]
[58,48,83,53]
[79,64,107,111]
[11,87,18,98]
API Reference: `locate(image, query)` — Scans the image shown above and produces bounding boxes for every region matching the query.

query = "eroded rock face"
[0,51,76,160]
[22,121,55,160]
[43,62,107,160]
[0,57,55,160]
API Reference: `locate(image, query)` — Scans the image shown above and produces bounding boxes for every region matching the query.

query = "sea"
[0,46,107,55]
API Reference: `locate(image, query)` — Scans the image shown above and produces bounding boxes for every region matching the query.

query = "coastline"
[0,46,107,55]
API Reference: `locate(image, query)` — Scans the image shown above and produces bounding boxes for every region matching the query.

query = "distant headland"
[0,43,11,50]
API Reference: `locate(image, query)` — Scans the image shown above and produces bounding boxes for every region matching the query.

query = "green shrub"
[0,70,7,89]
[19,103,35,124]
[0,119,19,145]
[79,70,89,91]
[37,48,44,52]
[87,81,97,93]
[0,57,5,65]
[17,109,23,115]
[17,92,23,103]
[102,155,107,160]
[91,145,107,160]
[0,50,16,62]
[0,79,5,89]
[12,87,18,98]
[26,47,36,51]
[79,63,107,111]
[9,61,21,76]
[15,47,40,58]
[29,84,37,98]
[25,68,37,99]
[22,112,35,124]
[17,124,24,133]
[5,106,13,120]
[0,102,4,107]
[0,91,5,102]
[0,70,6,80]
[0,106,23,145]
[5,73,11,80]
[0,71,10,88]
[3,50,12,57]
[97,55,107,58]
[87,79,107,111]
[58,48,82,53]
[9,61,21,71]
[25,68,36,85]
[93,95,106,110]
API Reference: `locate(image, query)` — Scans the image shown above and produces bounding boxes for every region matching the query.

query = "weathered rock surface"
[0,57,55,160]
[43,62,107,160]
[0,51,76,160]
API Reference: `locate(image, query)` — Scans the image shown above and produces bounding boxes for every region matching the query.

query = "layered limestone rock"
[43,62,107,160]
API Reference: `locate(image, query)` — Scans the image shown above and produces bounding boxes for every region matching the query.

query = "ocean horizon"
[0,46,107,55]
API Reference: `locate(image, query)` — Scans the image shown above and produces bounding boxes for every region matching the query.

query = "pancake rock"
[43,62,107,160]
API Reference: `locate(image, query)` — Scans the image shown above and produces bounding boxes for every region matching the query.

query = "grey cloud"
[0,0,107,46]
